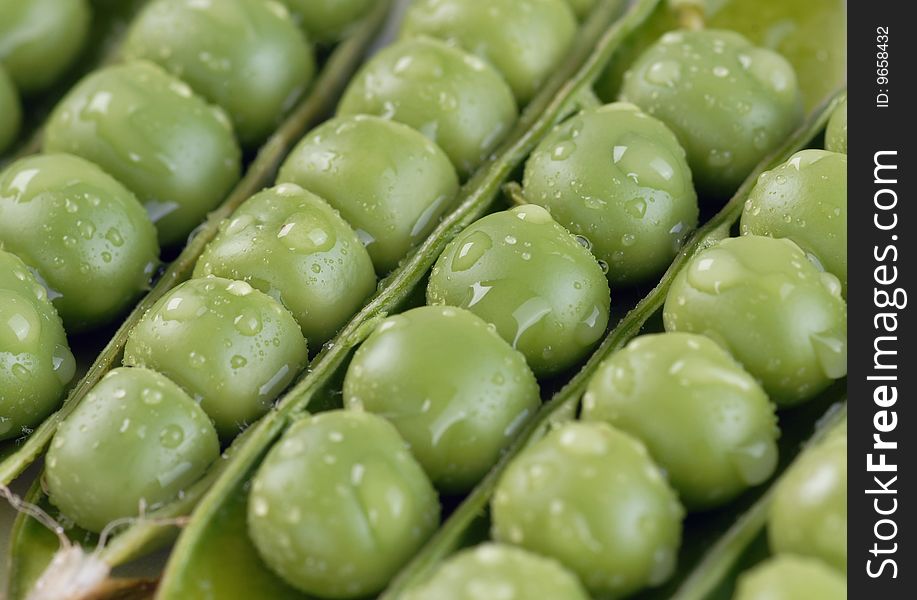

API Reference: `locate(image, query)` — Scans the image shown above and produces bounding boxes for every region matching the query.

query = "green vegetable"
[343,306,540,493]
[565,0,601,19]
[0,153,159,332]
[824,97,847,154]
[620,30,802,198]
[741,149,847,296]
[123,277,308,440]
[583,332,777,510]
[122,0,315,146]
[248,410,440,598]
[427,204,610,376]
[0,250,74,441]
[663,235,847,406]
[44,61,242,247]
[0,0,91,94]
[733,556,847,600]
[45,366,220,533]
[400,0,577,104]
[338,37,518,177]
[194,183,376,348]
[402,543,590,600]
[769,434,847,573]
[523,102,697,285]
[277,115,459,274]
[491,421,683,598]
[0,65,20,153]
[277,0,374,43]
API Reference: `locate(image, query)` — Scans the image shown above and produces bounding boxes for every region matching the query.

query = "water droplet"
[646,60,682,86]
[730,437,778,485]
[160,425,185,448]
[451,230,492,272]
[810,331,847,379]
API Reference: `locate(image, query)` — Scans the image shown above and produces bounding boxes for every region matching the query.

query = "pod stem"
[0,0,392,487]
[380,85,848,597]
[502,181,529,207]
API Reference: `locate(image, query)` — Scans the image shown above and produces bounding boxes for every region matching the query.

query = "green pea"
[338,38,518,177]
[123,277,308,439]
[194,184,375,348]
[44,61,242,248]
[427,205,610,376]
[45,366,219,533]
[0,0,91,94]
[0,65,20,153]
[523,103,697,285]
[0,250,74,441]
[277,115,459,274]
[401,0,576,104]
[491,421,683,597]
[620,30,802,198]
[825,98,847,154]
[583,332,777,509]
[277,0,373,44]
[344,306,540,493]
[402,543,590,600]
[742,150,847,296]
[733,556,847,600]
[248,410,440,598]
[769,435,847,573]
[0,154,160,332]
[663,236,847,406]
[122,0,315,146]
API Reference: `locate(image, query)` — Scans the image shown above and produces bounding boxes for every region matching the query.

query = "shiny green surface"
[194,183,376,348]
[44,61,242,247]
[0,153,159,332]
[44,366,220,533]
[769,434,847,573]
[402,543,590,600]
[278,115,459,274]
[123,277,308,440]
[583,332,777,510]
[338,37,517,177]
[733,556,847,600]
[248,411,440,599]
[0,65,19,153]
[0,250,74,441]
[343,306,540,493]
[123,0,315,146]
[825,97,847,154]
[742,149,847,296]
[523,103,697,285]
[427,205,610,376]
[620,30,802,198]
[278,0,374,43]
[401,0,576,104]
[491,421,683,598]
[663,236,847,406]
[0,0,91,94]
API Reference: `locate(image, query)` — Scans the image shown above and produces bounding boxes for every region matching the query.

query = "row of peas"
[13,0,607,597]
[1,0,377,442]
[389,31,849,600]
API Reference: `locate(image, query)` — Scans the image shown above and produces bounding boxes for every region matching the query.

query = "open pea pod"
[129,1,661,596]
[0,0,393,487]
[380,86,847,598]
[596,0,845,112]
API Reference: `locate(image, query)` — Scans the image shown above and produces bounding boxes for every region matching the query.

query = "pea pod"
[147,2,661,597]
[824,98,847,153]
[278,0,375,44]
[733,556,846,600]
[381,88,847,599]
[0,0,393,488]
